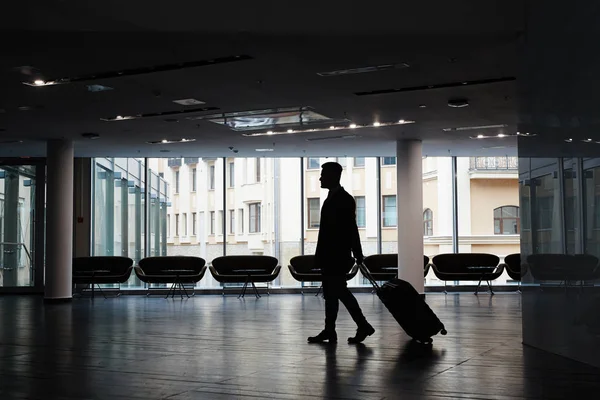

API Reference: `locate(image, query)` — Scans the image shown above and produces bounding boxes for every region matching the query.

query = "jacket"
[315,186,364,276]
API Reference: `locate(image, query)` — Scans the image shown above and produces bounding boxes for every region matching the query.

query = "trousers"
[322,275,368,331]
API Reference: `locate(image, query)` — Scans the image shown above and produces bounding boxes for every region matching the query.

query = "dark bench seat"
[210,255,281,298]
[73,256,134,298]
[288,255,357,295]
[431,253,504,295]
[135,256,207,298]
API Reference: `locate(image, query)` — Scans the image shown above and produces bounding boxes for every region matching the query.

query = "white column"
[45,139,74,301]
[396,140,425,293]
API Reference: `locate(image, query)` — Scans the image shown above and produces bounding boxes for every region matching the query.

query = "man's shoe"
[307,330,337,343]
[348,324,375,344]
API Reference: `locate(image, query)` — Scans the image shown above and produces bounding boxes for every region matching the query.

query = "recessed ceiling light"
[565,138,573,142]
[162,139,168,143]
[267,131,274,135]
[373,122,381,127]
[398,119,406,124]
[147,138,197,145]
[498,134,506,138]
[329,126,335,130]
[255,148,274,152]
[448,98,469,108]
[242,119,415,137]
[349,124,357,129]
[477,134,484,139]
[287,129,293,133]
[419,104,427,108]
[173,98,206,106]
[586,138,593,142]
[34,80,45,86]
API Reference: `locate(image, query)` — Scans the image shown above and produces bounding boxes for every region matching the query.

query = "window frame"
[355,196,366,228]
[229,162,235,187]
[249,203,261,233]
[192,212,197,236]
[494,205,520,235]
[382,195,397,227]
[354,157,365,168]
[423,208,433,236]
[191,168,197,192]
[307,198,321,229]
[210,211,215,235]
[209,164,215,190]
[229,209,235,234]
[175,170,180,193]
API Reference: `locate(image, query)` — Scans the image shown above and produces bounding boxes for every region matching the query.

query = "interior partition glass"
[92,158,150,289]
[0,165,36,287]
[455,156,521,286]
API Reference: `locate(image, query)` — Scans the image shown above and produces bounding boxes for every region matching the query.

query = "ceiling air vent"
[354,76,515,96]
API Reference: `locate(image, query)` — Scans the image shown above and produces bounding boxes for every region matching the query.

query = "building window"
[239,208,244,233]
[230,210,235,234]
[494,206,520,234]
[191,168,197,192]
[182,213,187,236]
[192,212,197,235]
[337,157,347,168]
[307,157,320,169]
[423,208,433,236]
[175,214,180,236]
[219,211,224,235]
[355,196,366,228]
[175,170,180,193]
[382,195,397,227]
[308,198,320,228]
[382,157,396,166]
[249,203,261,233]
[354,157,365,167]
[210,211,215,235]
[229,162,235,187]
[255,158,261,183]
[209,165,215,190]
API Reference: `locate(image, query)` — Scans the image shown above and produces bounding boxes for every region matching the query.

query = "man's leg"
[336,279,375,343]
[307,277,338,343]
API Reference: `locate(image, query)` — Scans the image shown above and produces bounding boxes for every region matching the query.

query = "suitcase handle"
[358,262,380,290]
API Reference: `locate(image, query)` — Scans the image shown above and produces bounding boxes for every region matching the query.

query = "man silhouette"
[308,162,375,344]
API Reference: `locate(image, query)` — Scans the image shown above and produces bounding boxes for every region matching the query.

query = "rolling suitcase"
[360,263,447,344]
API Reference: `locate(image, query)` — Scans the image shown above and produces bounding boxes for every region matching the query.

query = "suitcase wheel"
[413,338,433,345]
[440,328,448,335]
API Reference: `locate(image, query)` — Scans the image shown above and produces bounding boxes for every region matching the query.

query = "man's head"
[320,162,343,189]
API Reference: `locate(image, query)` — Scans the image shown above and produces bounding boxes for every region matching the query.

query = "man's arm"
[347,196,364,264]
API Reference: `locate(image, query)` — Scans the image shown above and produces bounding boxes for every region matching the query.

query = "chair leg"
[94,283,107,299]
[444,281,447,295]
[487,280,494,295]
[238,281,249,299]
[180,282,190,299]
[315,285,323,297]
[250,281,261,298]
[475,276,484,295]
[165,282,175,299]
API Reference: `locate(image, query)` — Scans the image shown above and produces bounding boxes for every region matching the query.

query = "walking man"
[308,162,375,344]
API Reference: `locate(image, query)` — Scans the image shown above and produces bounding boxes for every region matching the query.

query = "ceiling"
[0,1,526,158]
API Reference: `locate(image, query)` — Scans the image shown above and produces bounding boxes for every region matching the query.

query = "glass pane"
[0,165,36,287]
[584,165,600,256]
[456,156,521,286]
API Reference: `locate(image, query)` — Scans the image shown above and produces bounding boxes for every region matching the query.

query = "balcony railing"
[470,156,518,171]
[184,157,199,165]
[167,158,182,168]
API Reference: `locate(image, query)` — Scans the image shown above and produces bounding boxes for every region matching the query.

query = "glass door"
[0,163,40,288]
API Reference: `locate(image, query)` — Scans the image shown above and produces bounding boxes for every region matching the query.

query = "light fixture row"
[242,119,415,137]
[471,132,536,139]
[147,138,196,145]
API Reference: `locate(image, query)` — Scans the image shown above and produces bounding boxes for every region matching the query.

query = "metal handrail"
[0,242,33,268]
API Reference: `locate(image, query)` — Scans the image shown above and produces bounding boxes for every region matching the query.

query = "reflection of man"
[308,162,375,344]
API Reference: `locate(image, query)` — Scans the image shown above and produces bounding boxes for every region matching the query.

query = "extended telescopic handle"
[358,262,380,291]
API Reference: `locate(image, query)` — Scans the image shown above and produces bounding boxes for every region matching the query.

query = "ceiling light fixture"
[242,119,416,137]
[444,124,509,132]
[470,132,536,140]
[287,129,293,133]
[255,148,274,152]
[498,134,506,138]
[373,122,381,127]
[147,138,197,145]
[173,98,206,106]
[565,138,573,142]
[34,79,46,86]
[477,134,484,139]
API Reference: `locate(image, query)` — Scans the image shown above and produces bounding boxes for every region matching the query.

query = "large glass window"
[229,162,235,187]
[210,211,215,235]
[308,198,320,228]
[192,212,197,236]
[229,210,235,234]
[249,203,261,233]
[354,157,365,167]
[494,206,520,234]
[382,195,397,227]
[175,170,180,194]
[356,196,366,228]
[182,213,187,236]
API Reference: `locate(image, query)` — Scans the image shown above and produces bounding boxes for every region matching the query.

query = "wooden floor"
[0,293,599,399]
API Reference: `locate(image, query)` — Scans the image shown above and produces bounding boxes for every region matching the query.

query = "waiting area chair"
[135,256,207,298]
[73,256,134,299]
[430,253,504,295]
[361,254,431,282]
[501,253,526,292]
[526,253,600,291]
[210,255,281,298]
[288,255,358,296]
